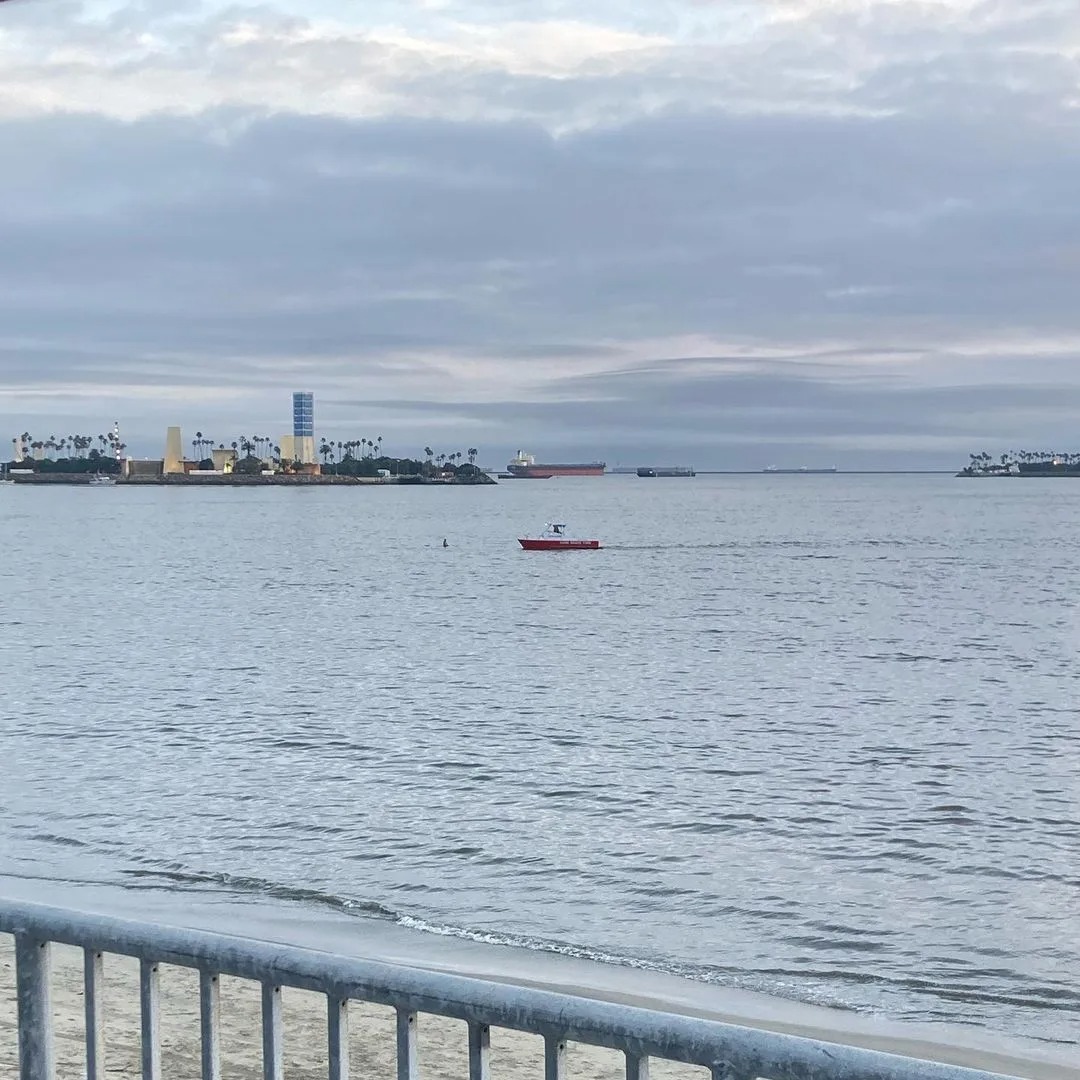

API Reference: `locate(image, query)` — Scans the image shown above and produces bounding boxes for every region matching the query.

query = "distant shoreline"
[694,470,956,475]
[4,472,494,486]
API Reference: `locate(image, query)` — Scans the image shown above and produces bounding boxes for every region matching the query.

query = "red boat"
[518,523,601,550]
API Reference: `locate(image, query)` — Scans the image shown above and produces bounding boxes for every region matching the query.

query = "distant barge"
[763,466,839,474]
[636,466,695,477]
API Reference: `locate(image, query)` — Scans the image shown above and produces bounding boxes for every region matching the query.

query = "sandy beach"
[1,932,1076,1080]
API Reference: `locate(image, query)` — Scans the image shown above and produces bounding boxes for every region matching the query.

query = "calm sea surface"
[1,476,1078,1047]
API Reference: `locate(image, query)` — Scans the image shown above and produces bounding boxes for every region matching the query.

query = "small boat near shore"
[518,523,601,551]
[89,474,117,486]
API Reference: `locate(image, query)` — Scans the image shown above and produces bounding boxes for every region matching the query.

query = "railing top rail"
[0,898,1024,1080]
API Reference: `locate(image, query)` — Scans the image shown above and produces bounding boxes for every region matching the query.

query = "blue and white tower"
[291,392,316,464]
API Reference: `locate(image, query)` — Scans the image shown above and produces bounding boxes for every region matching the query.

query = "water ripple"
[1,477,1078,1048]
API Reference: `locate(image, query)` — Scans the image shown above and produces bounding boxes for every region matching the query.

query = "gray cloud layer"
[1,0,1079,466]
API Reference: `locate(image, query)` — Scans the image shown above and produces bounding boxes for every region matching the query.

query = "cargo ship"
[506,451,606,478]
[637,466,695,477]
[763,466,838,474]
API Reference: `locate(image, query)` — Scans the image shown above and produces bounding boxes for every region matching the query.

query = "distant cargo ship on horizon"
[637,466,695,477]
[763,465,839,474]
[506,451,606,478]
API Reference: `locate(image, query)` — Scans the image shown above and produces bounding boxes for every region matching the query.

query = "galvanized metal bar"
[200,970,222,1080]
[396,1008,418,1080]
[15,934,54,1080]
[625,1052,649,1080]
[328,996,349,1080]
[711,1064,756,1080]
[545,1035,567,1080]
[140,960,161,1080]
[0,899,1029,1080]
[84,949,105,1080]
[262,981,284,1080]
[467,1021,490,1080]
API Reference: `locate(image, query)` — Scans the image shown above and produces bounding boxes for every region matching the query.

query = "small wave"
[118,867,397,918]
[105,861,847,1008]
[27,832,93,850]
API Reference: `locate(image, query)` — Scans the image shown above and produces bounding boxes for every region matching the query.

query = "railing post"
[328,996,349,1080]
[711,1064,741,1080]
[262,982,284,1080]
[467,1022,490,1080]
[626,1054,649,1080]
[84,949,105,1080]
[15,935,54,1080]
[200,971,222,1080]
[396,1009,418,1080]
[140,960,161,1080]
[544,1036,566,1080]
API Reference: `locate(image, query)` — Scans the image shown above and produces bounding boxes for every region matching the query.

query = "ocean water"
[1,476,1078,1048]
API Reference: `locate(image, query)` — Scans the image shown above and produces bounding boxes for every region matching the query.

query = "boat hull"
[518,538,601,550]
[508,464,605,478]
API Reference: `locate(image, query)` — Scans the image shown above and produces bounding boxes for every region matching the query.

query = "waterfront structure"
[286,392,316,465]
[127,458,165,478]
[164,427,184,475]
[212,447,237,473]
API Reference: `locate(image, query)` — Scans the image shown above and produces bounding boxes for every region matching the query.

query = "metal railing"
[0,899,1023,1080]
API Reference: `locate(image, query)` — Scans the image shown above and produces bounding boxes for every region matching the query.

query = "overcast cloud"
[1,0,1079,467]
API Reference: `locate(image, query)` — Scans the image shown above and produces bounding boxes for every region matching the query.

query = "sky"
[1,0,1079,468]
